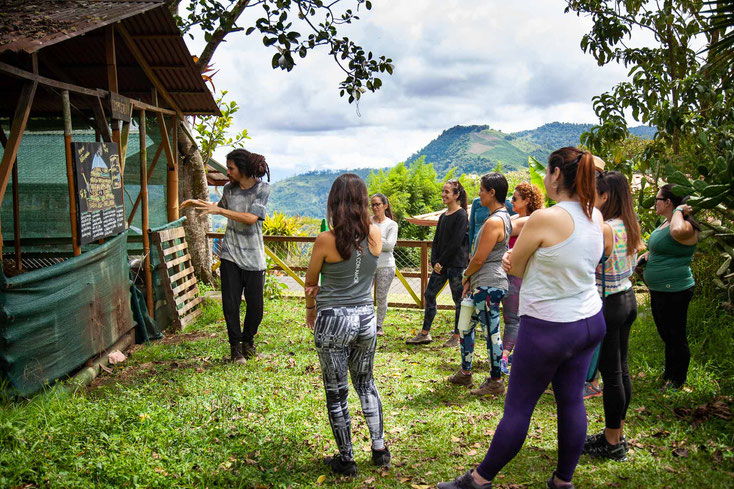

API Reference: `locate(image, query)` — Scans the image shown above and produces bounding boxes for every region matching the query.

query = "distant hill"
[266,122,657,218]
[267,168,378,219]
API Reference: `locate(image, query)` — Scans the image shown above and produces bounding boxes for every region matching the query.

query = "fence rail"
[206,233,456,310]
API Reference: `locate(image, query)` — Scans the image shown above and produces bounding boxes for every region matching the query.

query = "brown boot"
[470,377,505,397]
[448,369,473,386]
[242,342,257,359]
[230,343,246,364]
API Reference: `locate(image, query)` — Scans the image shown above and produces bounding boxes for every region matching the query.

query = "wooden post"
[62,90,81,256]
[12,154,20,271]
[106,26,121,168]
[420,242,428,309]
[126,122,173,226]
[172,117,178,217]
[0,126,21,272]
[156,113,178,221]
[140,110,154,317]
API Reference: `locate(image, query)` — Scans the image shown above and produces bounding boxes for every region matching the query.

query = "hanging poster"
[71,142,125,245]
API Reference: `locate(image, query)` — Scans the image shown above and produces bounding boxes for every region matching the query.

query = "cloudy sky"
[184,1,634,181]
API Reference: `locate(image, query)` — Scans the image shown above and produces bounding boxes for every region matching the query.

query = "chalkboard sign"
[71,142,126,245]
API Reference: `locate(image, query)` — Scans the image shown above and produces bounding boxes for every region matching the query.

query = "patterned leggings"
[314,305,385,460]
[459,287,505,377]
[374,267,395,331]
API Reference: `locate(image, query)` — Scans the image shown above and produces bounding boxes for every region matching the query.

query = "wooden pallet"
[150,226,202,330]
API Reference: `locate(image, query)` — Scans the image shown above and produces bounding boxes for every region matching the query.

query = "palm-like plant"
[702,1,734,86]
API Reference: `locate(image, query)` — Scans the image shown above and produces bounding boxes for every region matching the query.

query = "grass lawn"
[1,294,732,488]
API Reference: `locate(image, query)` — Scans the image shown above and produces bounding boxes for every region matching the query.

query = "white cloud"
[185,0,634,180]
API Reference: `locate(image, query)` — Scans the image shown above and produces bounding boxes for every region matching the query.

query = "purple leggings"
[476,309,606,483]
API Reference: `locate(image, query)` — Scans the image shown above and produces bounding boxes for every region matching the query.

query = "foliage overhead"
[192,90,250,165]
[172,0,394,104]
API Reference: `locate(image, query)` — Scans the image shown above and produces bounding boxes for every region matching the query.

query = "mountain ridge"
[267,122,656,218]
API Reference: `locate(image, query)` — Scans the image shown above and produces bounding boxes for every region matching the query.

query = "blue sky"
[183,1,637,181]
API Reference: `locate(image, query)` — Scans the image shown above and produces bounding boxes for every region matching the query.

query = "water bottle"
[457,296,474,338]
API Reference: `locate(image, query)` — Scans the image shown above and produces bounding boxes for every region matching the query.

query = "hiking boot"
[406,331,432,344]
[230,344,246,364]
[242,342,257,359]
[500,357,510,375]
[376,327,384,337]
[448,369,473,387]
[582,432,627,461]
[371,446,391,467]
[326,453,357,476]
[437,469,492,489]
[546,471,575,489]
[470,377,505,397]
[583,382,602,399]
[443,335,460,348]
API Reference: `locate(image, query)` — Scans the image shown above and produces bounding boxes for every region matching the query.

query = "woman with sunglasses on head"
[438,148,605,489]
[304,174,390,476]
[406,179,469,347]
[371,193,399,336]
[499,182,544,374]
[641,184,699,390]
[582,171,642,462]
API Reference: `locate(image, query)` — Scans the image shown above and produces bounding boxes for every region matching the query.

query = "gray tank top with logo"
[470,208,511,291]
[316,238,378,312]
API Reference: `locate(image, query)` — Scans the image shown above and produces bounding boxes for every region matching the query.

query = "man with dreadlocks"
[181,149,271,363]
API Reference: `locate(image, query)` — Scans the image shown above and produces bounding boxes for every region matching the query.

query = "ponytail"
[575,152,596,219]
[446,179,468,211]
[548,147,596,220]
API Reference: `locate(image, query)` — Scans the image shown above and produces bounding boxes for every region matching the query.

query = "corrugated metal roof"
[0,1,219,116]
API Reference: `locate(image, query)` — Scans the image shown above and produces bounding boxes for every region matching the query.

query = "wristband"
[674,207,684,213]
[306,305,315,310]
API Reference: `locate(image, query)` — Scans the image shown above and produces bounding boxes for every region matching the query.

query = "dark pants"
[650,287,695,387]
[422,267,464,334]
[476,309,606,484]
[598,288,637,429]
[220,259,265,345]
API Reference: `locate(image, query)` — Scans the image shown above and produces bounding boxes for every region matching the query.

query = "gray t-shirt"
[217,180,270,271]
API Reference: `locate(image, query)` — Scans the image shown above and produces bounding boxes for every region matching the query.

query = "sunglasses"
[655,197,667,202]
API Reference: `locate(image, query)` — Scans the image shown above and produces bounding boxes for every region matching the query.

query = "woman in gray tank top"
[304,174,390,476]
[448,173,511,398]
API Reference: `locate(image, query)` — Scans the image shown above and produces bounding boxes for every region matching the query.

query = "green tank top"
[644,224,696,292]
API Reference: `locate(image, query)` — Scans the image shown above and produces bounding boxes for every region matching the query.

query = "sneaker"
[406,332,432,344]
[470,377,505,397]
[242,342,257,359]
[325,453,357,476]
[443,335,460,348]
[230,344,245,364]
[582,432,627,461]
[500,356,510,375]
[585,432,627,452]
[546,471,575,489]
[371,446,391,467]
[448,369,473,386]
[583,382,602,399]
[438,470,492,489]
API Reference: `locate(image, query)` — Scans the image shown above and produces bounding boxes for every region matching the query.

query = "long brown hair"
[327,174,372,259]
[514,182,544,214]
[596,171,642,255]
[548,147,596,219]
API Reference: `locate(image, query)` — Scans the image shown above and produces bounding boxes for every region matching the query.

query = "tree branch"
[196,0,252,71]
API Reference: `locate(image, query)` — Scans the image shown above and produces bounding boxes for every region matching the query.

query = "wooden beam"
[139,110,154,316]
[62,90,81,256]
[91,96,113,142]
[126,122,173,226]
[105,26,118,93]
[0,81,36,214]
[119,119,130,174]
[115,24,185,119]
[157,112,179,221]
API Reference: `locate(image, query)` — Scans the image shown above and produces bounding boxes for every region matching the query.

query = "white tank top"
[519,201,604,322]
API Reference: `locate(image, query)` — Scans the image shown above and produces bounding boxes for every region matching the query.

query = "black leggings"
[597,289,637,429]
[650,287,695,387]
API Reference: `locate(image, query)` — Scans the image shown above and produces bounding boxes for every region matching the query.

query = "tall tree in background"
[566,0,733,306]
[169,0,394,282]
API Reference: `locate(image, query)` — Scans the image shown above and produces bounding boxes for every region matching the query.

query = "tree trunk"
[177,119,213,284]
